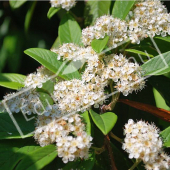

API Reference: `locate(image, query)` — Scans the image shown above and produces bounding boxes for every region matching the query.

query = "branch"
[104,135,118,170]
[101,92,120,112]
[119,99,170,122]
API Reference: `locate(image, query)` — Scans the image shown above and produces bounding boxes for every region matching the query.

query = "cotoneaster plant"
[1,0,170,170]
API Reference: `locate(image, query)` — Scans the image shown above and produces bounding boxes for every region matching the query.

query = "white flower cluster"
[51,43,98,62]
[53,43,145,96]
[123,119,170,170]
[82,0,170,47]
[53,79,105,114]
[104,54,145,96]
[24,66,54,88]
[0,67,56,115]
[0,90,40,115]
[50,0,76,11]
[128,0,170,44]
[34,114,92,163]
[82,16,128,47]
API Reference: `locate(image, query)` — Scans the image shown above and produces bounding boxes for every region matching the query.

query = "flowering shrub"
[1,0,170,170]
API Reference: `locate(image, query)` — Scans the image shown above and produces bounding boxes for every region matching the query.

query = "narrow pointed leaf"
[160,126,170,147]
[81,111,91,135]
[153,88,170,111]
[155,36,170,43]
[125,49,154,58]
[0,73,26,90]
[47,7,60,19]
[141,51,170,75]
[149,76,170,107]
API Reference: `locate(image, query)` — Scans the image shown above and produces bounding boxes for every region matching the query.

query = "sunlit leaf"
[59,13,82,45]
[81,111,91,135]
[84,1,111,26]
[141,51,170,75]
[89,110,117,135]
[15,145,57,170]
[0,73,26,90]
[91,36,109,53]
[47,7,60,19]
[9,0,27,9]
[160,126,170,147]
[112,0,136,20]
[125,49,154,58]
[24,48,81,80]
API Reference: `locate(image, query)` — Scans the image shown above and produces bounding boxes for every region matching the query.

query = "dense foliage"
[1,0,170,170]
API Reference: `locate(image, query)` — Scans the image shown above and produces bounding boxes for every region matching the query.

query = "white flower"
[50,0,76,11]
[123,119,170,169]
[34,114,93,163]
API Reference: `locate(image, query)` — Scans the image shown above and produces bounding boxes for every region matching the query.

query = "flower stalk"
[129,159,142,170]
[110,132,122,143]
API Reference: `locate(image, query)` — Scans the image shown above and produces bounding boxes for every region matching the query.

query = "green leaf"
[0,73,26,90]
[81,111,91,135]
[59,13,82,45]
[160,126,170,147]
[76,152,95,170]
[47,7,60,19]
[0,112,34,139]
[125,49,154,58]
[89,110,117,135]
[24,1,37,33]
[149,76,170,107]
[1,34,22,73]
[1,143,40,170]
[91,36,109,53]
[141,51,170,76]
[15,145,57,170]
[37,80,55,94]
[38,92,54,108]
[84,1,111,26]
[9,0,27,9]
[112,0,136,20]
[0,138,39,169]
[24,48,81,80]
[155,36,170,43]
[153,88,170,111]
[111,143,133,169]
[51,37,61,49]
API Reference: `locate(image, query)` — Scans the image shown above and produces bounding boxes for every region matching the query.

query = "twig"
[104,135,118,170]
[102,92,120,112]
[110,132,122,143]
[129,159,142,170]
[91,146,105,154]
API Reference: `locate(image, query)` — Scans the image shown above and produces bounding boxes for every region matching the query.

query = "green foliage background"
[1,1,170,170]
